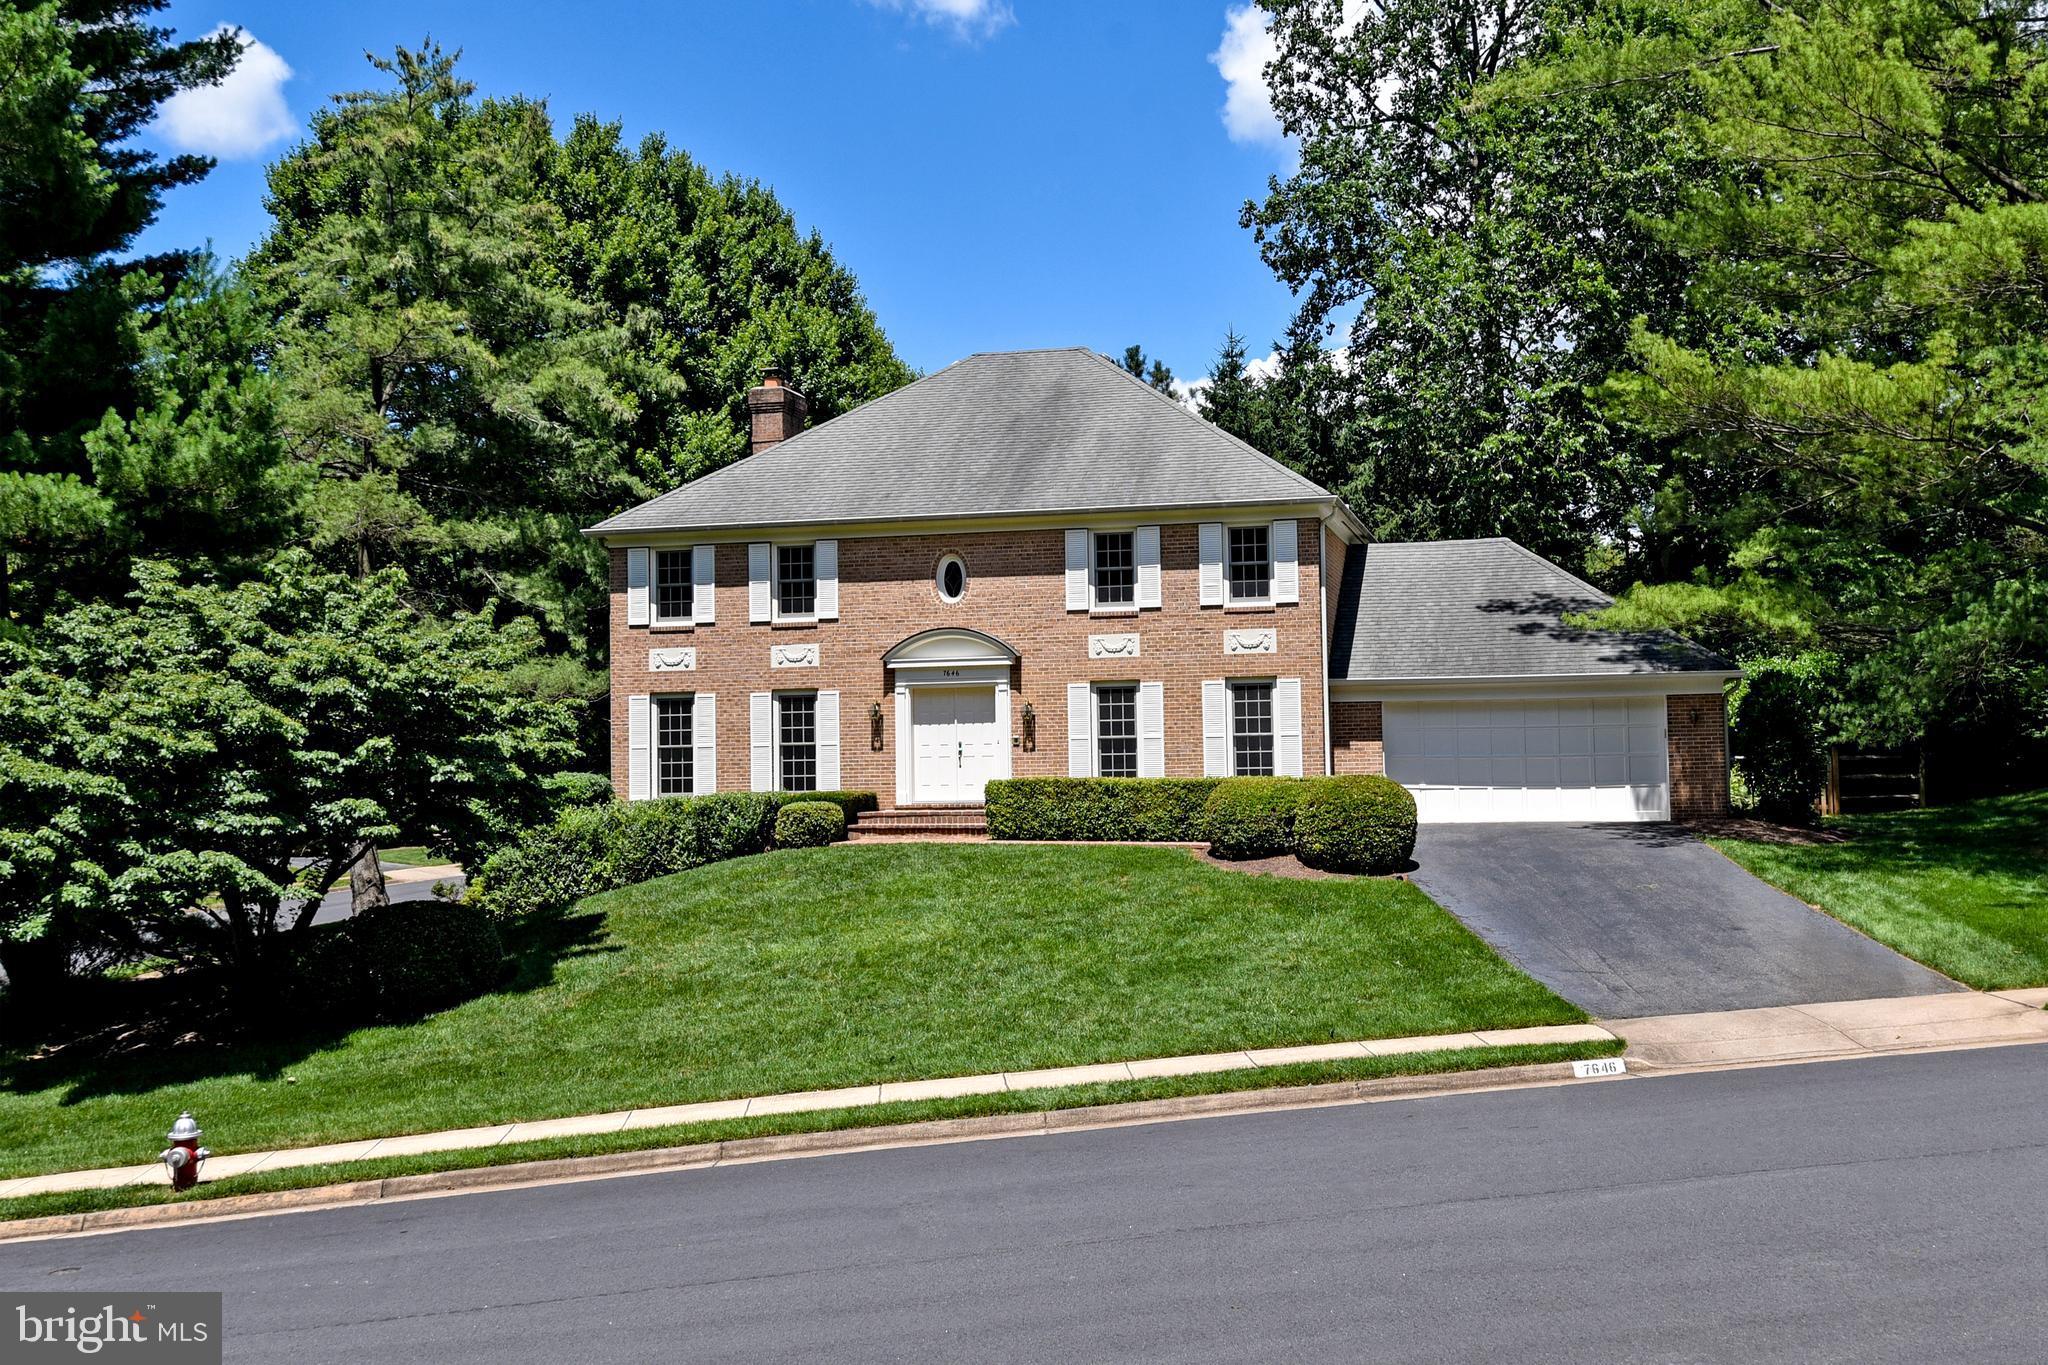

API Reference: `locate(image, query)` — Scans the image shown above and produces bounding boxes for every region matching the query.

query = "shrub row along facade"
[588,348,1737,822]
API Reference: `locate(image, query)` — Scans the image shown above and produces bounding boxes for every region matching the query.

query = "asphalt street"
[4,1045,2043,1361]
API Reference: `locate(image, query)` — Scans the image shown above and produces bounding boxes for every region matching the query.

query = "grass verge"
[1708,790,2048,990]
[0,1038,1619,1225]
[2,843,1586,1177]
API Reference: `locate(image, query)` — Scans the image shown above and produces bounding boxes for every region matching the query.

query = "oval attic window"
[937,555,967,602]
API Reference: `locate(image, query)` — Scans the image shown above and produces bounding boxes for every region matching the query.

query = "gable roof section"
[1329,538,1735,682]
[587,348,1335,537]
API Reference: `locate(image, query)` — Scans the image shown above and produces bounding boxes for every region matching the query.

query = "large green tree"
[0,553,575,990]
[0,1,239,622]
[1512,0,2048,753]
[1235,0,1710,577]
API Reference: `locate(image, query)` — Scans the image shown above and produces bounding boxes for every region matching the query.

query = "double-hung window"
[1227,525,1271,603]
[776,544,816,618]
[1229,680,1275,777]
[1092,531,1135,609]
[1094,684,1138,778]
[777,693,817,792]
[652,549,693,625]
[654,695,695,795]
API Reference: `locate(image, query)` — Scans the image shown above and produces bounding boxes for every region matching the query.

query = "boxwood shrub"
[1291,775,1418,874]
[1201,777,1305,860]
[775,800,846,848]
[984,777,1222,841]
[470,789,877,918]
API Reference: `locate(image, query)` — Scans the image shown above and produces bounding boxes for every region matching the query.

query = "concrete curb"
[0,1059,1599,1244]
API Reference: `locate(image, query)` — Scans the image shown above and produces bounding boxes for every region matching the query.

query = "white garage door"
[1383,699,1669,823]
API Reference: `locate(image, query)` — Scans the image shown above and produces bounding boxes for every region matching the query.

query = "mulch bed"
[1688,817,1849,847]
[1187,848,1365,881]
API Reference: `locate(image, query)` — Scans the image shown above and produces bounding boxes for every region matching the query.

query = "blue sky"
[137,0,1302,386]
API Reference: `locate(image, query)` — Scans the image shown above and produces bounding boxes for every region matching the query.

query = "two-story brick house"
[587,348,1736,823]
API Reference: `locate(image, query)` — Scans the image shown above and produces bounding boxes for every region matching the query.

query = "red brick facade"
[1666,692,1731,822]
[1331,699,1384,775]
[608,517,1330,802]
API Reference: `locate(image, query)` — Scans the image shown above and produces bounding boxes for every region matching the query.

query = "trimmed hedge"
[775,800,846,848]
[1292,775,1418,874]
[1201,777,1305,860]
[470,789,878,918]
[985,778,1222,841]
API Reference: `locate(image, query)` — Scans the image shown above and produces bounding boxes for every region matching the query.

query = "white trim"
[627,693,651,800]
[894,663,1013,687]
[589,499,1354,548]
[1317,528,1333,776]
[625,548,650,627]
[1335,672,1742,701]
[883,627,1020,673]
[936,553,968,603]
[648,547,696,627]
[894,685,913,807]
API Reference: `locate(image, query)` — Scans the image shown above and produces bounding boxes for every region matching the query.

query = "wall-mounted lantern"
[1020,701,1036,752]
[870,700,885,751]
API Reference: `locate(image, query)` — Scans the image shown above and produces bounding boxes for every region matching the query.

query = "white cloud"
[1211,3,1375,155]
[156,26,295,160]
[867,0,1016,40]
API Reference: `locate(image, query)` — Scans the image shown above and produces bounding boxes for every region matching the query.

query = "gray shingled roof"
[587,348,1335,536]
[1329,538,1735,681]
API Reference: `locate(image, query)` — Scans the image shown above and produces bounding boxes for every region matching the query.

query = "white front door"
[911,686,1005,803]
[1383,698,1670,823]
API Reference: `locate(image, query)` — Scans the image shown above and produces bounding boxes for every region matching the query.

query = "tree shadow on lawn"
[0,909,615,1110]
[1723,792,2047,884]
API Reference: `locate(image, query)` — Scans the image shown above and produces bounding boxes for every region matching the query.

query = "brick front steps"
[848,806,989,840]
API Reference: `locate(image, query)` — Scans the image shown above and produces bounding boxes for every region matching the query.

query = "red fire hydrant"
[159,1111,211,1192]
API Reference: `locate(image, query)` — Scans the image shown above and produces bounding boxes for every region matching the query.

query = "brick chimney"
[746,366,808,455]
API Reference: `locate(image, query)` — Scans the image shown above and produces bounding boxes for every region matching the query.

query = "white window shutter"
[749,691,773,791]
[1067,682,1092,777]
[748,543,772,623]
[627,694,651,800]
[1271,519,1299,605]
[1137,681,1165,778]
[816,690,841,790]
[1136,525,1161,609]
[691,545,716,625]
[694,693,717,794]
[815,540,839,620]
[626,548,650,627]
[1276,678,1304,777]
[1198,524,1225,606]
[1202,680,1228,776]
[1064,529,1089,612]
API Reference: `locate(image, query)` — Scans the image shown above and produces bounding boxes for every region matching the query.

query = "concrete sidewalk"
[1612,987,2048,1069]
[0,1020,1614,1200]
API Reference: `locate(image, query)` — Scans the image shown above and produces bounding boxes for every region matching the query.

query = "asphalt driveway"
[1409,824,1961,1019]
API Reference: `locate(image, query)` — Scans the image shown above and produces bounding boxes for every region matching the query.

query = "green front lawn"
[1709,790,2048,990]
[0,843,1582,1178]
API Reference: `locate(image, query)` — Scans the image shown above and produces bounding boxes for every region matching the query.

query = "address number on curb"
[1572,1058,1628,1079]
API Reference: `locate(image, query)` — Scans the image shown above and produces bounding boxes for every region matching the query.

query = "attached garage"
[1382,697,1668,823]
[1326,538,1740,823]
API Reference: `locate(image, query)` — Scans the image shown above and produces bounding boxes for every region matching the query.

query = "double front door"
[910,685,1005,803]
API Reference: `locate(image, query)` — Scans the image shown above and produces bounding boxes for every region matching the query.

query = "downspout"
[1317,520,1334,776]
